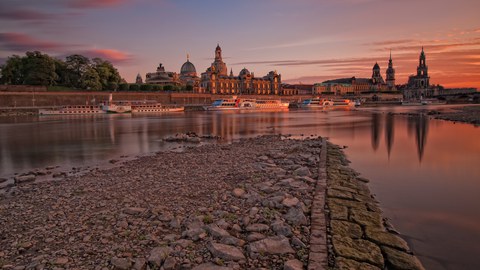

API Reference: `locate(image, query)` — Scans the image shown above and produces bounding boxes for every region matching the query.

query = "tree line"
[0,51,123,91]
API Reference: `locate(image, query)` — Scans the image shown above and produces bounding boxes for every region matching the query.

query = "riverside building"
[198,44,282,95]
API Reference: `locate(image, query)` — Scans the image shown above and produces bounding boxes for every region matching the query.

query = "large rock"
[382,246,425,270]
[283,259,303,270]
[207,242,246,261]
[335,257,381,270]
[330,220,362,239]
[183,227,207,241]
[14,174,36,184]
[271,220,292,237]
[365,228,409,251]
[207,224,231,239]
[232,188,246,198]
[332,235,384,268]
[248,236,295,255]
[148,246,172,267]
[282,196,300,208]
[284,207,307,226]
[350,209,383,228]
[293,166,311,177]
[123,207,146,216]
[111,257,131,270]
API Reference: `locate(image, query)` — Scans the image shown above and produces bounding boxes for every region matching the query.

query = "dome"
[373,62,380,70]
[239,68,250,77]
[181,60,196,76]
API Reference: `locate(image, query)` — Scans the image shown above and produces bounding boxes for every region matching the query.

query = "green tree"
[65,54,91,88]
[0,55,24,84]
[22,51,57,85]
[152,85,162,91]
[81,67,101,90]
[163,85,173,91]
[92,58,121,91]
[140,84,153,91]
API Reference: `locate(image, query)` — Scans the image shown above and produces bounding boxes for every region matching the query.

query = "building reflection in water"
[371,113,382,151]
[385,113,395,158]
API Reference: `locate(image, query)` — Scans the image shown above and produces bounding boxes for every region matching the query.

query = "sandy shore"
[431,105,480,125]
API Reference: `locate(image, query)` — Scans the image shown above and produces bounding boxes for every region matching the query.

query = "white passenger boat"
[39,105,106,115]
[101,94,132,113]
[301,98,334,108]
[131,103,184,113]
[206,97,289,111]
[331,99,356,108]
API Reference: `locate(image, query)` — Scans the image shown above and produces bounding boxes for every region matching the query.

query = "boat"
[301,98,334,108]
[101,94,132,113]
[331,99,356,108]
[254,99,289,109]
[206,97,289,111]
[39,105,106,115]
[131,103,184,113]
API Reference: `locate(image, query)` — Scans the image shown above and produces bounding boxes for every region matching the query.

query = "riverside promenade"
[0,135,423,269]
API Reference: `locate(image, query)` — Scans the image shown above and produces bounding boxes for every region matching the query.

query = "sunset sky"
[0,0,479,88]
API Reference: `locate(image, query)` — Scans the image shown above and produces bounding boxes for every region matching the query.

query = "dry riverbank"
[0,135,423,269]
[431,105,480,125]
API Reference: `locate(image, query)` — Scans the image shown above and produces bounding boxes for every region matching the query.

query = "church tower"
[371,62,385,85]
[417,47,428,77]
[135,73,143,84]
[212,44,228,76]
[386,51,396,90]
[408,47,430,89]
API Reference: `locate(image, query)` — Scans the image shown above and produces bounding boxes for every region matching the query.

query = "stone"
[169,217,182,229]
[132,258,146,270]
[249,207,259,217]
[183,227,207,241]
[382,246,425,270]
[207,224,231,239]
[335,257,381,270]
[282,196,300,208]
[283,259,303,270]
[207,242,246,261]
[173,239,193,248]
[220,236,245,247]
[0,178,7,183]
[365,228,409,251]
[163,256,176,270]
[248,236,295,255]
[192,263,233,270]
[350,209,383,228]
[327,188,355,200]
[247,233,266,242]
[111,257,131,270]
[123,207,146,216]
[148,246,172,267]
[284,207,307,226]
[328,203,349,220]
[53,257,69,266]
[293,167,311,177]
[332,235,384,268]
[232,188,246,198]
[246,223,269,232]
[271,220,292,237]
[14,174,36,184]
[330,220,363,239]
[291,237,306,248]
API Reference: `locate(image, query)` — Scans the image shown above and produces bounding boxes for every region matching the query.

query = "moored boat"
[206,97,288,111]
[331,99,356,108]
[39,105,106,115]
[131,103,184,113]
[301,98,334,108]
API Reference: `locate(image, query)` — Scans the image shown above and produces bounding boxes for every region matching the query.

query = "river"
[0,106,479,269]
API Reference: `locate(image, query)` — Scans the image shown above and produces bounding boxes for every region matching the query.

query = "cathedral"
[198,44,282,95]
[404,47,434,100]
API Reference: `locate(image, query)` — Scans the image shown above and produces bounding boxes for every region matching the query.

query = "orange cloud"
[0,32,65,52]
[84,48,133,64]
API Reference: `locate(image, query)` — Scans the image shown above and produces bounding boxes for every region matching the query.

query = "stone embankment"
[0,135,323,269]
[325,144,424,270]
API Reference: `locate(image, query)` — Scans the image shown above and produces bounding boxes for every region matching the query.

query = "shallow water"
[1,106,479,269]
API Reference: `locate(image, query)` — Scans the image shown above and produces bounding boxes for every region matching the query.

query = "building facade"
[404,48,434,100]
[199,44,282,95]
[145,63,180,85]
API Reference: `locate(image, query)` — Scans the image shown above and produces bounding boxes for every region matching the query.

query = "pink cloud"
[83,48,133,64]
[0,9,54,21]
[0,32,65,52]
[68,0,127,8]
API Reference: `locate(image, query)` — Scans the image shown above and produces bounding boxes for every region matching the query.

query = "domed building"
[199,44,282,95]
[179,55,200,89]
[145,63,180,85]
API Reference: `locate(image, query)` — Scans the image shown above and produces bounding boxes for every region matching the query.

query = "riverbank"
[430,105,480,125]
[0,135,423,269]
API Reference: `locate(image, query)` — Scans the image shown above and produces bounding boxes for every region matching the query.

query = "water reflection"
[406,114,429,162]
[385,113,395,158]
[371,113,382,151]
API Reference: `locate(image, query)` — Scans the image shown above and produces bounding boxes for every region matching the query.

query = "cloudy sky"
[1,0,479,88]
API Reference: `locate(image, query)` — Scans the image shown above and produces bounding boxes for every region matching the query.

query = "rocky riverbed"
[0,135,323,269]
[430,105,480,125]
[0,135,423,270]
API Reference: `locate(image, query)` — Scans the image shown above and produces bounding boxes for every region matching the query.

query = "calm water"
[1,107,479,269]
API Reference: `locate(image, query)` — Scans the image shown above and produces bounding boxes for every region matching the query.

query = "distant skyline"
[1,0,479,88]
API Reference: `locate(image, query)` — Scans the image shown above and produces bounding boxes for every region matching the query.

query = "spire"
[230,68,233,77]
[187,53,190,61]
[389,49,392,60]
